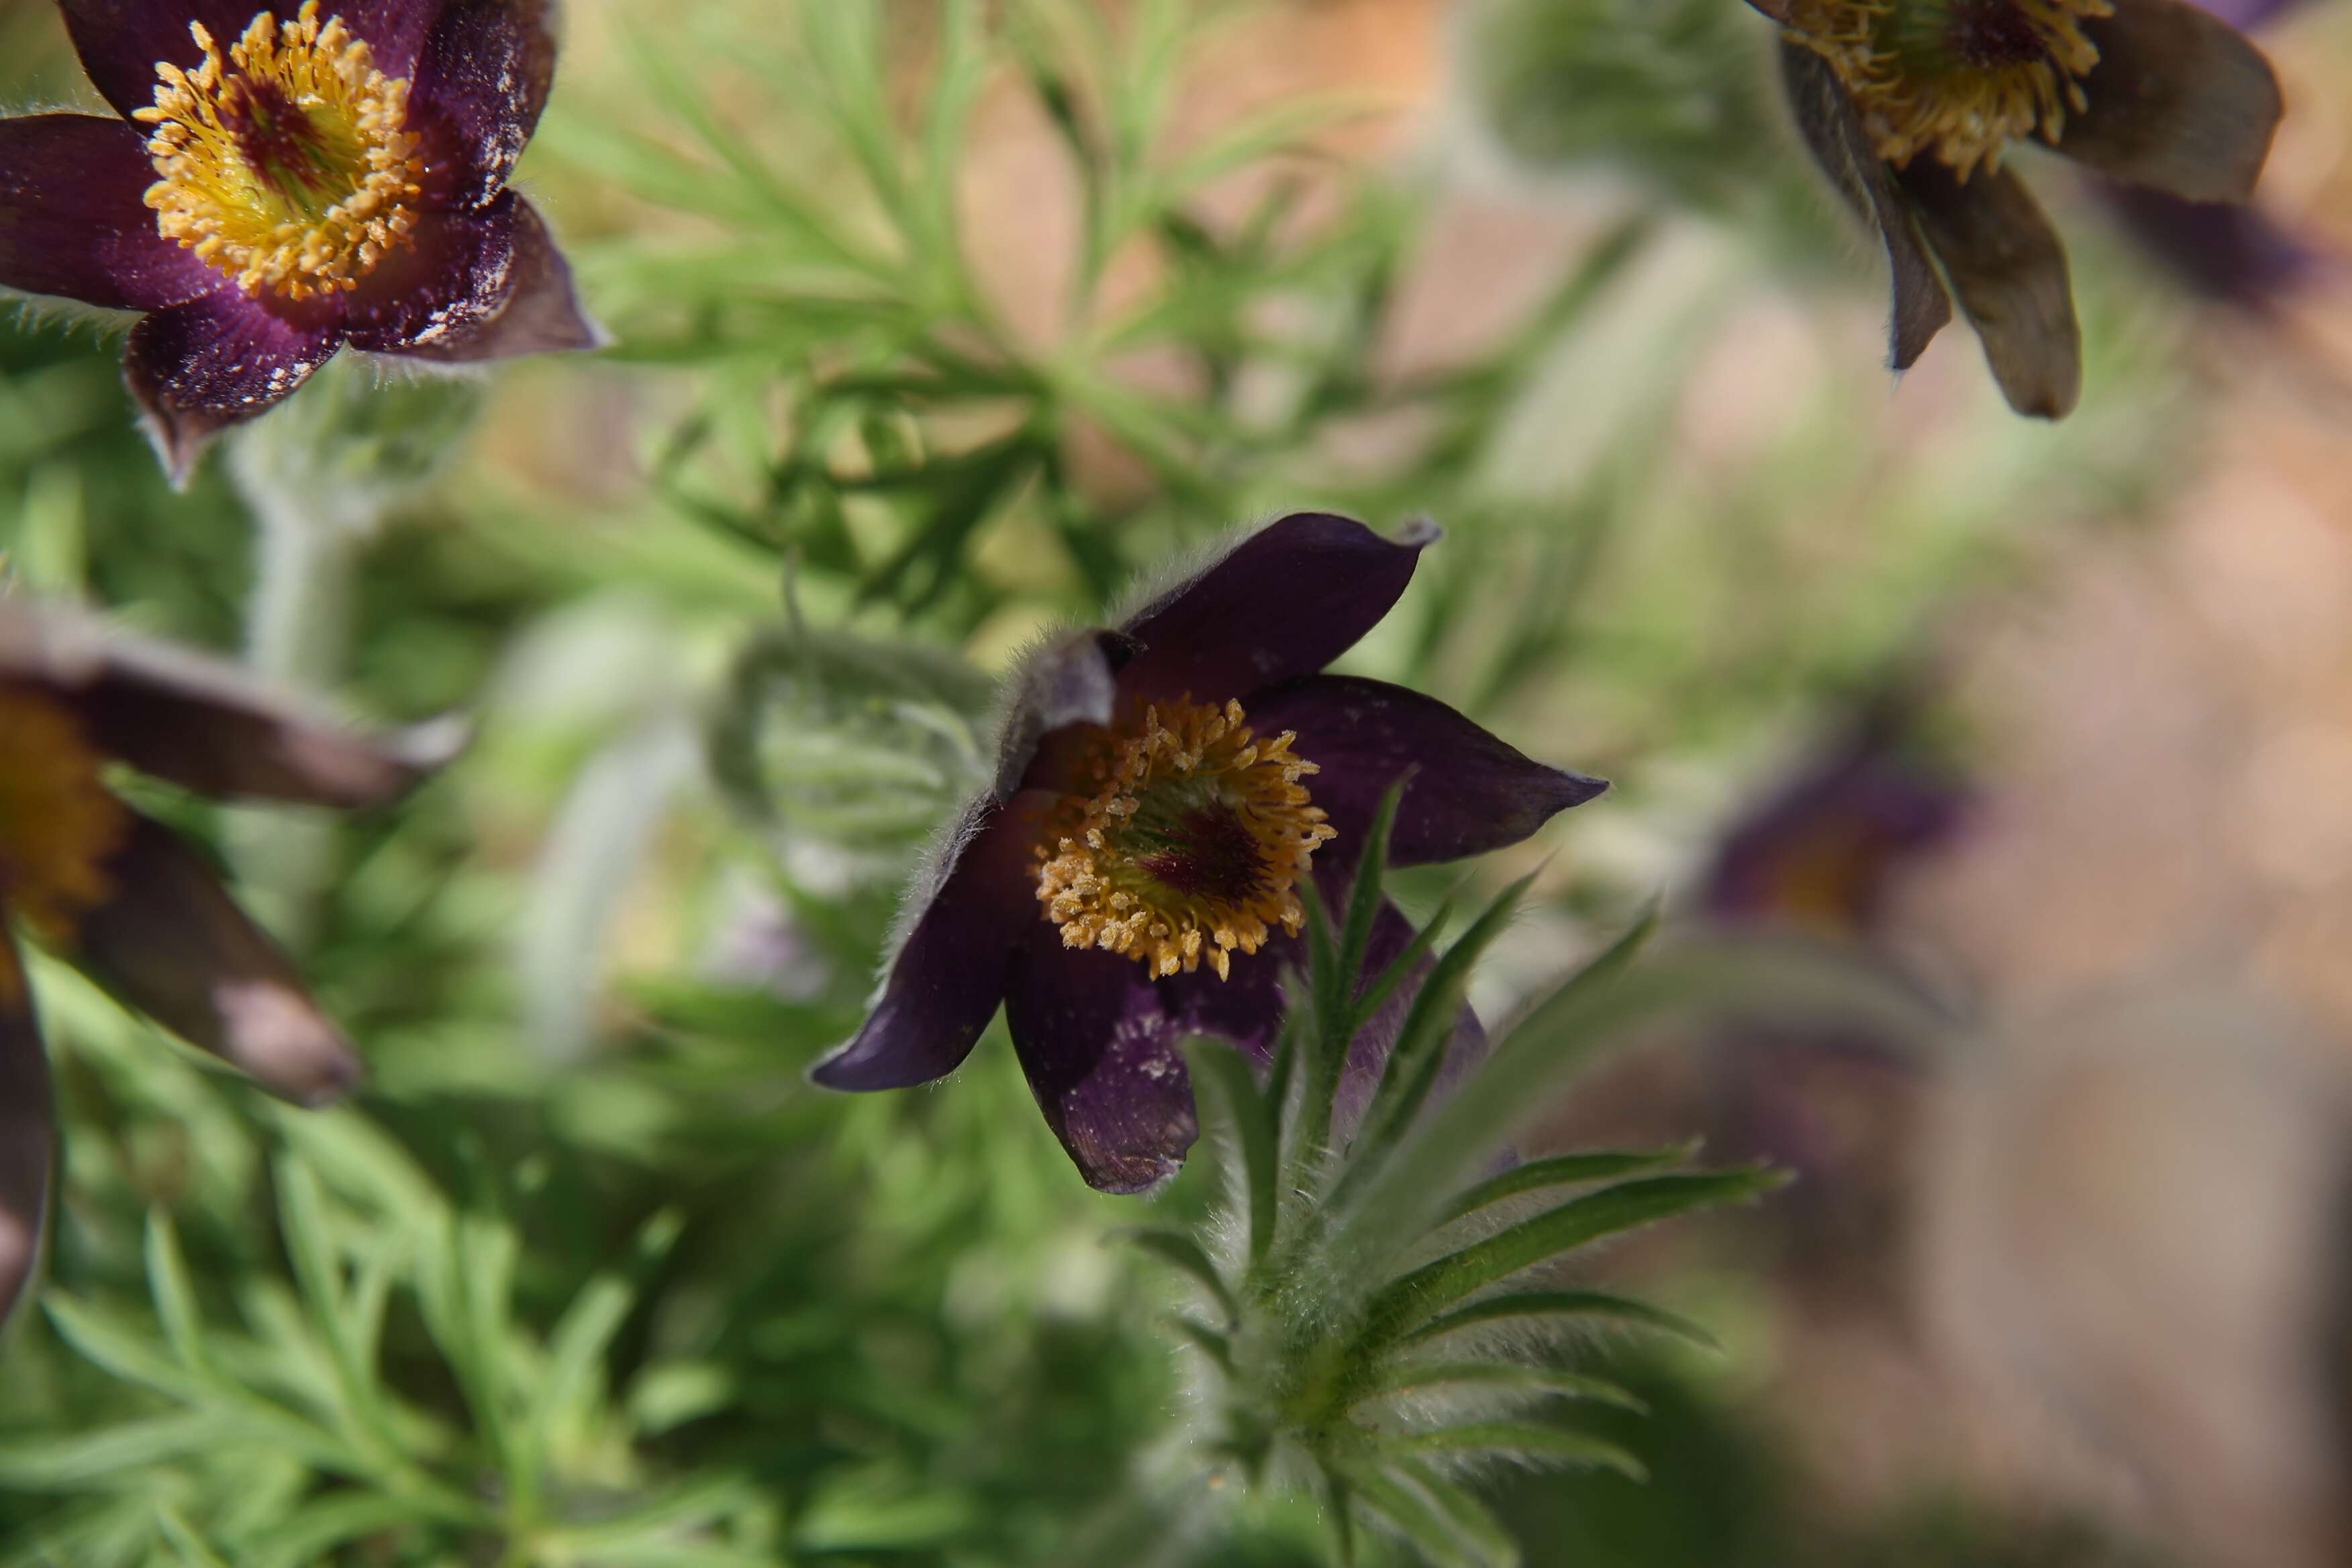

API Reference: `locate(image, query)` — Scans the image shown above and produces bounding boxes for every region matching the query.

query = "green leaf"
[244,1493,429,1568]
[1327,877,1533,1215]
[1168,1316,1236,1378]
[1122,1228,1240,1325]
[1397,1289,1721,1353]
[1392,1460,1523,1568]
[1334,1460,1499,1568]
[1350,1361,1645,1413]
[1370,1169,1777,1334]
[534,1208,683,1451]
[1438,1145,1701,1225]
[1344,918,1935,1259]
[142,1210,206,1371]
[1385,1422,1648,1481]
[1336,779,1409,1022]
[0,1413,234,1489]
[154,1505,234,1568]
[1183,1042,1279,1274]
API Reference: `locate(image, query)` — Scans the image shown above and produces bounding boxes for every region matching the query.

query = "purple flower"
[1757,0,2284,416]
[810,514,1607,1193]
[1704,699,1971,938]
[0,0,599,483]
[0,597,456,1324]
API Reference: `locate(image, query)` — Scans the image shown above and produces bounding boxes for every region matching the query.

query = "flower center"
[0,687,126,946]
[1781,0,2111,176]
[1034,697,1337,981]
[135,3,424,300]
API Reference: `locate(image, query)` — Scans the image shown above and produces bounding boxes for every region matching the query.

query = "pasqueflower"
[0,0,597,483]
[0,597,454,1322]
[1753,0,2282,415]
[810,513,1607,1192]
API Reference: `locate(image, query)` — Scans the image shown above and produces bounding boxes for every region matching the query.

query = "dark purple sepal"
[344,195,517,352]
[0,938,53,1331]
[361,196,601,361]
[124,288,344,486]
[64,812,365,1105]
[1246,674,1606,869]
[809,795,1042,1091]
[1118,514,1434,703]
[1003,936,1202,1193]
[1897,161,2082,420]
[0,115,216,312]
[2060,0,2282,203]
[59,0,444,121]
[0,601,462,808]
[1777,43,1953,373]
[406,0,558,209]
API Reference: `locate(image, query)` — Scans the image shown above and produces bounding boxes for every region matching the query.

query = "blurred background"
[2,0,2350,1562]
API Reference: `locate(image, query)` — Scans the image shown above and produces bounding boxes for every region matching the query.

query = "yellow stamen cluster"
[1784,0,2112,177]
[136,3,424,299]
[1035,697,1337,981]
[0,689,126,948]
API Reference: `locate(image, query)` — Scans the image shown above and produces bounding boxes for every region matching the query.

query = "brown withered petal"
[1778,44,1954,372]
[0,939,53,1329]
[0,603,462,810]
[66,814,364,1106]
[2061,0,2284,203]
[1899,162,2083,420]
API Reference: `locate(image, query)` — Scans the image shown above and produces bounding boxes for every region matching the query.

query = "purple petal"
[1003,935,1204,1193]
[994,630,1134,798]
[0,600,461,808]
[2061,0,2282,203]
[1705,705,1971,932]
[1244,675,1606,870]
[0,939,54,1330]
[810,795,1043,1091]
[2187,0,2302,28]
[407,0,557,209]
[1896,162,2081,420]
[1007,884,1489,1191]
[60,0,440,121]
[350,195,600,360]
[2104,183,2318,307]
[1777,44,1953,373]
[62,813,364,1104]
[1161,893,1487,1140]
[1116,514,1433,705]
[124,289,344,486]
[0,114,216,311]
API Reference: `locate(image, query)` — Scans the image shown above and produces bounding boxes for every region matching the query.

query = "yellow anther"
[137,3,424,299]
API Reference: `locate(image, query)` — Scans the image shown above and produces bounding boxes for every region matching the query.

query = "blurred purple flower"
[0,597,457,1325]
[1757,0,2283,416]
[1697,696,1970,1264]
[0,0,599,483]
[1705,699,1971,938]
[811,514,1606,1193]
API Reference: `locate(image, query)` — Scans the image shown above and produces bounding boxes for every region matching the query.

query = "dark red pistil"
[222,77,343,198]
[1134,803,1270,904]
[1945,0,2050,68]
